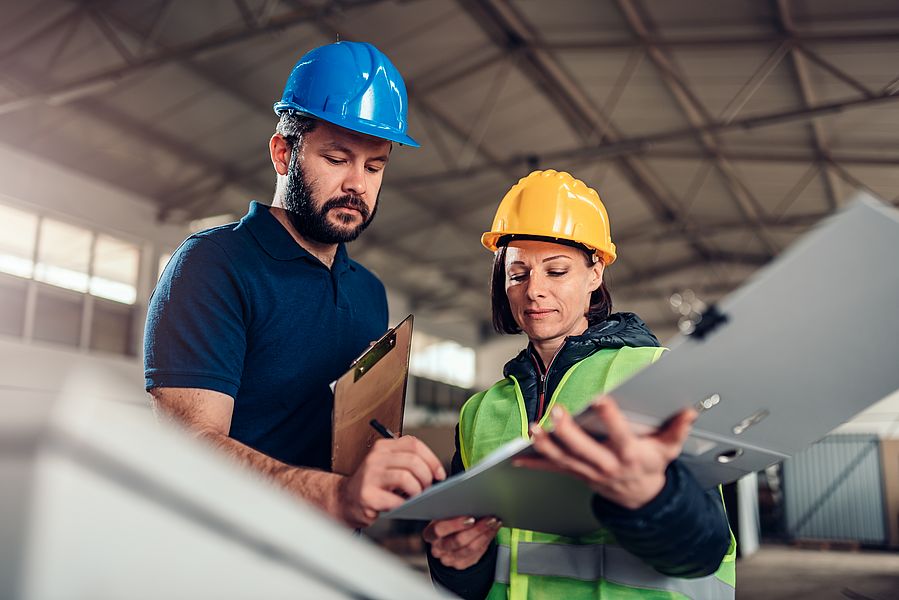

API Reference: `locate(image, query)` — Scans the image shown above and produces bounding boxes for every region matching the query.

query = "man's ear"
[270,134,292,176]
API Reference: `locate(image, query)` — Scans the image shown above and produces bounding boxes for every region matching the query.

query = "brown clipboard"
[331,315,413,475]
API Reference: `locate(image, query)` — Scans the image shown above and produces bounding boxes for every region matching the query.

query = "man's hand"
[336,435,446,528]
[423,516,501,570]
[515,397,696,510]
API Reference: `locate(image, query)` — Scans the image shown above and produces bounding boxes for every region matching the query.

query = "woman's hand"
[423,516,502,570]
[515,397,696,510]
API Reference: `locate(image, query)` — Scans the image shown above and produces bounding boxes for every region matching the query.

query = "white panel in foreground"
[1,364,451,600]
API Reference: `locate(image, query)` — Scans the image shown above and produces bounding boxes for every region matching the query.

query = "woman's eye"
[509,273,527,282]
[548,270,568,277]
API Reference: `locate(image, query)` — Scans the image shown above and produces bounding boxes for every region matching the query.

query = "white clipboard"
[382,197,899,536]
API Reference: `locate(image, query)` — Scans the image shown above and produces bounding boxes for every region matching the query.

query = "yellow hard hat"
[481,170,617,264]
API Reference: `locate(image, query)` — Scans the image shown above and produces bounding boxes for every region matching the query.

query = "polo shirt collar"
[242,201,351,271]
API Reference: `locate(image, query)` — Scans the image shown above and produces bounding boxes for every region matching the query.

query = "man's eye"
[366,165,383,173]
[324,156,346,165]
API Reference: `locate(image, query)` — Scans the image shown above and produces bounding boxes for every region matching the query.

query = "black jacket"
[427,313,732,599]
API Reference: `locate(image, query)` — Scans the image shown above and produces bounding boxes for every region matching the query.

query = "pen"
[369,418,398,439]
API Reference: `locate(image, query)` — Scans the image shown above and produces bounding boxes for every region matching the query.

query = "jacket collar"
[241,201,350,271]
[504,312,660,380]
[502,313,660,422]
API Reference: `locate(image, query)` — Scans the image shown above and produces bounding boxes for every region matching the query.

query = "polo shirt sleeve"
[144,236,247,398]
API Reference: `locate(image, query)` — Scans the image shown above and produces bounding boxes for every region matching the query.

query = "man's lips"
[332,206,361,214]
[330,206,364,219]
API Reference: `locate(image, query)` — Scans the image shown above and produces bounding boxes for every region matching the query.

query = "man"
[144,41,443,529]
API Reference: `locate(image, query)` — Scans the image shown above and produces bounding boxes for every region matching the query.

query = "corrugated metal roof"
[1,0,897,338]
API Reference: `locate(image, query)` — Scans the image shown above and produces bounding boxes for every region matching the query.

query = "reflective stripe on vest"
[495,543,735,599]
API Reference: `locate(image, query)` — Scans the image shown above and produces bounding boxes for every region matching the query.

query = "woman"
[424,170,735,599]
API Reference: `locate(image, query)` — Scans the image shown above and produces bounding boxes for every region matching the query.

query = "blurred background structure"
[1,1,898,598]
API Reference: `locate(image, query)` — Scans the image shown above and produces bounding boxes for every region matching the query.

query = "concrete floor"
[398,543,899,599]
[736,544,899,600]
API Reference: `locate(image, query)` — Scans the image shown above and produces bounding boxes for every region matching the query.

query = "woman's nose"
[525,272,547,299]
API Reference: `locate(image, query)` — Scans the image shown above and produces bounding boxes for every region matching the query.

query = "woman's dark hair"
[490,244,613,334]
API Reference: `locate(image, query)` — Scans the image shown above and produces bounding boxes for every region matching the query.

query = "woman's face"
[504,240,604,345]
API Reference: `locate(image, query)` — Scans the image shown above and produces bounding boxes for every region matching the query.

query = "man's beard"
[282,153,378,244]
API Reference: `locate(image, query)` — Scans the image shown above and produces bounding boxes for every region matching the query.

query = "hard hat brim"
[273,103,420,147]
[482,230,617,265]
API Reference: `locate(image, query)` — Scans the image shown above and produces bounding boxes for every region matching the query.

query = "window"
[0,274,27,337]
[91,234,139,304]
[0,199,144,356]
[35,218,92,293]
[32,285,83,347]
[0,203,39,278]
[410,332,476,389]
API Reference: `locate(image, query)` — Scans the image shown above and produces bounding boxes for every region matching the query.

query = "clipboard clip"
[352,330,397,382]
[671,291,728,339]
[684,304,729,340]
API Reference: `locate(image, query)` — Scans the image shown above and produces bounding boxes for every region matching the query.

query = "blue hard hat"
[274,41,419,147]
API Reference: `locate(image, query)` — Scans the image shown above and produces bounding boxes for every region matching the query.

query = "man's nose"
[341,164,367,197]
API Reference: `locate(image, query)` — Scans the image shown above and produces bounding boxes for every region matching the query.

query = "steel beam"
[615,210,831,245]
[456,0,719,269]
[388,91,899,190]
[0,4,380,117]
[775,0,843,211]
[540,30,899,51]
[612,252,769,289]
[617,0,779,258]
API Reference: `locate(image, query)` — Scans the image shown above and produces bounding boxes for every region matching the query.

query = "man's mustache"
[322,195,370,220]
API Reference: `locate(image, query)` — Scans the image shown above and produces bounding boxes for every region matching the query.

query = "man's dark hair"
[490,244,613,334]
[275,112,318,186]
[276,112,318,145]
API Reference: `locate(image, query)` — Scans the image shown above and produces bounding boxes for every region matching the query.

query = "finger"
[441,517,501,551]
[372,451,439,490]
[530,424,609,483]
[380,468,425,498]
[361,487,408,514]
[383,436,447,481]
[654,408,697,457]
[454,520,500,563]
[423,516,477,542]
[548,407,620,473]
[588,396,634,451]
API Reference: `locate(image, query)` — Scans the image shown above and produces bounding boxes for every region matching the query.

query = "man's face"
[282,121,391,244]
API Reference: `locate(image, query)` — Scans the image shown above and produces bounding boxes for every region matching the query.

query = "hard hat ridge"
[481,170,617,264]
[274,41,419,147]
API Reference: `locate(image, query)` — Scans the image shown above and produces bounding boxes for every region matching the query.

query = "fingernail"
[438,466,447,480]
[492,519,503,529]
[463,517,475,526]
[486,517,497,527]
[551,406,564,420]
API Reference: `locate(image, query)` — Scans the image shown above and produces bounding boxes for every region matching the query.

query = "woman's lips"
[524,309,555,320]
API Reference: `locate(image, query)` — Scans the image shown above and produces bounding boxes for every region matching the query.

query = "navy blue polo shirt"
[144,201,388,469]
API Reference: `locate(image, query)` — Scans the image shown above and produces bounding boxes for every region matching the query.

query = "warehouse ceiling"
[2,0,898,341]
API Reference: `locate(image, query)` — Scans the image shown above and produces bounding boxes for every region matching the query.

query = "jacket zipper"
[533,342,565,421]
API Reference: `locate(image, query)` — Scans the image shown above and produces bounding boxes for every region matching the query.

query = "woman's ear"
[587,260,605,293]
